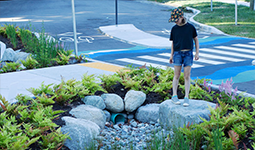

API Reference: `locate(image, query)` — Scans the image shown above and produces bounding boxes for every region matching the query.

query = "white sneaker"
[183,97,189,107]
[171,95,181,105]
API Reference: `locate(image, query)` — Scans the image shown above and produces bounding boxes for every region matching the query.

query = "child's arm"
[169,42,174,64]
[194,37,199,60]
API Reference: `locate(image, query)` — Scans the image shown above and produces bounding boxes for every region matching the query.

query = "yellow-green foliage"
[0,94,68,149]
[21,54,39,69]
[0,62,22,73]
[180,100,255,149]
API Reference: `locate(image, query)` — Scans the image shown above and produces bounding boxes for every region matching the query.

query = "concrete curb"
[186,7,225,35]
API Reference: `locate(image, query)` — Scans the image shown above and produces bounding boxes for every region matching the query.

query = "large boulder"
[1,47,29,63]
[124,90,146,112]
[82,95,106,110]
[159,99,216,129]
[69,105,106,129]
[13,51,30,63]
[0,41,6,60]
[136,103,160,123]
[61,117,100,150]
[1,48,15,62]
[101,93,124,113]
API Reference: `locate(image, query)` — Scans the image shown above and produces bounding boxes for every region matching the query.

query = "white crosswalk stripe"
[215,46,255,55]
[137,55,169,63]
[116,58,168,69]
[117,57,203,69]
[114,42,255,69]
[232,44,255,49]
[154,53,224,65]
[138,55,210,67]
[196,53,245,62]
[158,52,245,62]
[200,48,255,59]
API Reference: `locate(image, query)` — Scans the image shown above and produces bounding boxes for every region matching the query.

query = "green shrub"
[21,54,39,69]
[4,24,18,49]
[0,62,22,73]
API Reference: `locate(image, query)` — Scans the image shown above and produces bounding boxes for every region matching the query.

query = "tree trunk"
[251,0,255,10]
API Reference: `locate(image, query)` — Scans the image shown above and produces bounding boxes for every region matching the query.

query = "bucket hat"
[169,8,183,22]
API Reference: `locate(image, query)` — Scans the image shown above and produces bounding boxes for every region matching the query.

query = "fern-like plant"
[99,74,122,92]
[27,81,54,96]
[21,54,39,69]
[0,62,22,73]
[81,73,107,95]
[53,51,72,65]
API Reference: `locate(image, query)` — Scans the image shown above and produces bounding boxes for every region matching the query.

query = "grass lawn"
[161,0,255,38]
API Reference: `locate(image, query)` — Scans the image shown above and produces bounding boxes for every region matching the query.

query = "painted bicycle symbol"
[58,32,94,43]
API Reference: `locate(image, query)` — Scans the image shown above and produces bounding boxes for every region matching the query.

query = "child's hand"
[169,56,173,64]
[195,53,199,60]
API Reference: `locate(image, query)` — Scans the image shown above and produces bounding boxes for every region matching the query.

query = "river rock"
[159,99,216,129]
[136,103,160,123]
[124,90,146,112]
[1,48,15,62]
[61,116,100,150]
[69,105,106,129]
[13,51,30,63]
[82,95,106,110]
[101,93,124,113]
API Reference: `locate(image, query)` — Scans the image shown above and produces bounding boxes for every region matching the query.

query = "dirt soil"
[0,33,25,51]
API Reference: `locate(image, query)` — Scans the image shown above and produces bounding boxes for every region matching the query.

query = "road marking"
[138,55,169,63]
[200,48,255,59]
[191,64,204,68]
[158,52,245,62]
[116,58,168,69]
[58,32,94,43]
[195,58,225,65]
[139,55,223,65]
[249,42,255,45]
[202,36,209,39]
[215,46,255,55]
[57,32,82,36]
[232,44,255,49]
[117,57,203,69]
[79,62,125,72]
[196,53,245,62]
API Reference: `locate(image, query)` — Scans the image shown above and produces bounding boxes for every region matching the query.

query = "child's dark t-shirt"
[170,22,197,52]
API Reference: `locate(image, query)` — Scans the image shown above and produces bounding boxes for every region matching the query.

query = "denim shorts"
[173,50,193,67]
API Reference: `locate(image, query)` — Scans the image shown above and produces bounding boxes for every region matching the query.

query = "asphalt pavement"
[0,0,254,104]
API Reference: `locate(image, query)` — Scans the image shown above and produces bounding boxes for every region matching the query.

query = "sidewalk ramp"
[99,24,171,49]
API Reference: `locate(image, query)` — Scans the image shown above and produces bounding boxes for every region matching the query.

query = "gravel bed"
[93,119,174,150]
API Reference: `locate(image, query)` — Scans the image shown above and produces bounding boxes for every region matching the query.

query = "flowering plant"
[218,78,238,101]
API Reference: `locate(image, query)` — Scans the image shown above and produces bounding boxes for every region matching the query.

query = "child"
[169,8,199,107]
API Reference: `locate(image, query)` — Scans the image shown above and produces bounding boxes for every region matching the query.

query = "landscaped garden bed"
[1,64,255,149]
[0,24,88,73]
[0,23,255,150]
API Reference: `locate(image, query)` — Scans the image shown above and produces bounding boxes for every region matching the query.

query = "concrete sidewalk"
[99,24,172,49]
[0,62,124,104]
